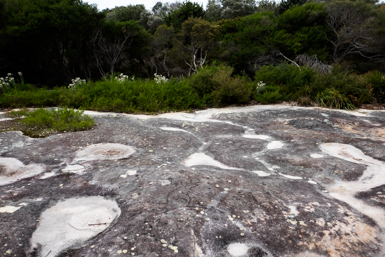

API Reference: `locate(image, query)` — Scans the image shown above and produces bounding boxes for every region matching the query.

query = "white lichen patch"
[279,173,302,180]
[227,243,249,256]
[0,118,14,122]
[159,180,171,186]
[0,205,21,213]
[160,127,189,133]
[320,143,385,229]
[310,153,324,158]
[0,157,45,186]
[289,205,299,216]
[62,164,85,175]
[39,172,57,179]
[126,170,137,176]
[182,153,243,170]
[73,143,135,163]
[251,170,271,177]
[266,141,284,150]
[120,169,137,178]
[30,196,121,257]
[242,135,271,140]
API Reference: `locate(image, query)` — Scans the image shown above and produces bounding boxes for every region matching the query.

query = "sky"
[85,0,208,11]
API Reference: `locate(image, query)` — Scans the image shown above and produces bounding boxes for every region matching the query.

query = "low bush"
[254,63,316,101]
[315,88,355,110]
[254,85,283,104]
[364,71,385,104]
[189,65,251,106]
[1,65,384,112]
[311,68,373,107]
[76,77,207,113]
[8,107,94,137]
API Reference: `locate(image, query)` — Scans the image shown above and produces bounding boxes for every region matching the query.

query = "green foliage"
[106,5,151,29]
[205,0,222,21]
[189,65,219,98]
[277,0,308,14]
[315,88,355,110]
[310,67,372,106]
[221,0,257,19]
[363,71,385,103]
[211,66,251,106]
[189,65,251,106]
[254,85,283,104]
[219,12,278,74]
[10,107,94,133]
[0,0,105,86]
[164,1,205,31]
[254,63,316,100]
[275,3,330,59]
[325,0,381,63]
[80,78,206,112]
[182,17,221,49]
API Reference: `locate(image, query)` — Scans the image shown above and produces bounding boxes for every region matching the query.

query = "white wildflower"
[154,73,168,84]
[68,77,86,90]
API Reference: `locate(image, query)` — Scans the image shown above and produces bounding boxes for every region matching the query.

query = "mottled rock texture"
[0,105,385,257]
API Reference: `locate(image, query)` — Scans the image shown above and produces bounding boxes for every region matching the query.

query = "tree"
[221,0,257,19]
[182,17,221,75]
[277,0,308,14]
[325,0,383,63]
[143,25,175,77]
[205,0,223,21]
[218,12,278,75]
[106,5,151,29]
[274,3,330,59]
[91,21,133,77]
[0,0,105,86]
[164,1,205,31]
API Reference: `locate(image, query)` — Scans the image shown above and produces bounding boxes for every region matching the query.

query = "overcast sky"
[85,0,208,11]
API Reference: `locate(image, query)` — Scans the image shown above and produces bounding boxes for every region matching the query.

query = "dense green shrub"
[315,88,355,110]
[189,65,219,98]
[364,71,385,104]
[189,65,251,106]
[211,66,252,106]
[9,107,94,133]
[254,85,283,104]
[254,63,316,101]
[310,68,372,106]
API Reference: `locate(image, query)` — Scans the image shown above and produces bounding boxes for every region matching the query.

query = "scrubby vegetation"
[5,108,94,137]
[0,0,384,111]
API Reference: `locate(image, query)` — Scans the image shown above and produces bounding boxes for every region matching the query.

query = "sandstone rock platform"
[1,105,385,257]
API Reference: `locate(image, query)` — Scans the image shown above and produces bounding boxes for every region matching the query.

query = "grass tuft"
[8,107,94,137]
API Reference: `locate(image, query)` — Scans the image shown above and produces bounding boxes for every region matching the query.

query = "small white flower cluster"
[0,73,17,89]
[68,77,86,89]
[154,73,168,84]
[256,81,266,93]
[256,81,266,89]
[115,73,129,82]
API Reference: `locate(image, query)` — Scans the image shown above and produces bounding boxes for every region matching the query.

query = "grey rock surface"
[1,105,385,257]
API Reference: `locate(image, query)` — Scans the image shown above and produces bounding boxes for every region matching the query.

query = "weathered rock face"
[0,105,385,257]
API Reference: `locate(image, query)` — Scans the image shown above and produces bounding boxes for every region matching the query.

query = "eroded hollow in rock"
[0,157,45,186]
[227,243,250,256]
[73,143,135,163]
[30,196,121,257]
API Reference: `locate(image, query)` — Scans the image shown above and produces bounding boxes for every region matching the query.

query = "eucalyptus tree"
[324,0,385,63]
